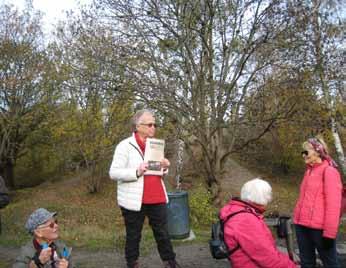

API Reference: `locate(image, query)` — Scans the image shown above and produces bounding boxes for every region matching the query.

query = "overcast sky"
[2,0,93,35]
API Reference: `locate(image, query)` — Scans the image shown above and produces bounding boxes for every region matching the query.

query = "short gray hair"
[132,109,155,126]
[240,178,272,206]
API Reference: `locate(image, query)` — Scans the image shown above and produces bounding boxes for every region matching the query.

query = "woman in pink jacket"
[293,137,342,268]
[220,178,297,268]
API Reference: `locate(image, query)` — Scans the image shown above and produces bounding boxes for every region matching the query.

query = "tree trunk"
[331,117,346,178]
[311,0,345,178]
[204,129,225,207]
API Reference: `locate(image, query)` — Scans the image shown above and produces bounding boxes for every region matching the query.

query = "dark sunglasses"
[140,123,157,128]
[301,150,309,157]
[38,219,58,229]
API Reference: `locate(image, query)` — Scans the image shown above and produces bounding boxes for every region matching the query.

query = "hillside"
[0,159,345,267]
[0,158,300,247]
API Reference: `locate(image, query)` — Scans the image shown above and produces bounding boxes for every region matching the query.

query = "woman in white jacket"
[109,109,178,268]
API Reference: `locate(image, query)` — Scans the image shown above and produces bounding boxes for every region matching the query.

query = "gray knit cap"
[25,208,57,234]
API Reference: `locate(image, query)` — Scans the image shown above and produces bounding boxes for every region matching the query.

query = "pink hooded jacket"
[220,199,296,268]
[293,160,342,238]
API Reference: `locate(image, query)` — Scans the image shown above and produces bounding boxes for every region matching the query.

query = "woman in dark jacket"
[0,175,10,235]
[0,175,9,209]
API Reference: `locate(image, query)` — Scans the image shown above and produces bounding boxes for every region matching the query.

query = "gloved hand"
[322,237,335,250]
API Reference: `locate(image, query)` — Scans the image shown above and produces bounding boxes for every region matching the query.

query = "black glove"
[322,237,335,250]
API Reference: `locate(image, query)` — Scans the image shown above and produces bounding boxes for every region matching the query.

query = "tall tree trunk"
[331,117,346,177]
[312,0,346,178]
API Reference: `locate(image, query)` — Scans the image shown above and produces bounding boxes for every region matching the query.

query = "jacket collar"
[306,159,329,170]
[231,198,264,215]
[129,133,139,147]
[129,133,144,159]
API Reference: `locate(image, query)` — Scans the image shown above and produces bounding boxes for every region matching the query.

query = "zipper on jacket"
[129,142,144,160]
[296,168,310,222]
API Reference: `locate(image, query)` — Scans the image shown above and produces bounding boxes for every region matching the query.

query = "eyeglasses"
[301,150,309,157]
[140,123,157,128]
[37,219,58,229]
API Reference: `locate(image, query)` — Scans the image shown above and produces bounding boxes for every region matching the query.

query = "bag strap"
[220,208,256,255]
[222,206,256,224]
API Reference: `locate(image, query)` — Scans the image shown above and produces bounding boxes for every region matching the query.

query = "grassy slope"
[0,170,305,250]
[1,177,120,248]
[1,178,212,251]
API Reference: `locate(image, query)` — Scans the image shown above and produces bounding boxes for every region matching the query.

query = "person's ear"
[33,229,43,238]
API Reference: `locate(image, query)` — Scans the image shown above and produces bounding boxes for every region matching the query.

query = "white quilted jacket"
[109,134,168,211]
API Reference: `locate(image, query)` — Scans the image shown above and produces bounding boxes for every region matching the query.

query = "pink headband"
[308,138,338,168]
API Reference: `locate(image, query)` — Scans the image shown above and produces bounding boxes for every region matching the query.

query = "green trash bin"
[167,191,190,239]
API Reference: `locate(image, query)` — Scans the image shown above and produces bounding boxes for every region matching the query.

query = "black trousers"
[121,204,175,267]
[295,224,340,268]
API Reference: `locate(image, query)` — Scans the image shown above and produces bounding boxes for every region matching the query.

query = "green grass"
[0,177,120,248]
[2,171,340,251]
[1,169,345,268]
[0,260,9,268]
[0,175,222,251]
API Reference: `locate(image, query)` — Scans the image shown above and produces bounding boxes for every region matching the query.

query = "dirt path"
[2,160,346,267]
[1,243,229,268]
[222,159,255,190]
[219,158,256,202]
[2,242,346,268]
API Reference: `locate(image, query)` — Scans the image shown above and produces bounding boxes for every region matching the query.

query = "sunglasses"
[140,123,157,128]
[37,219,58,229]
[301,150,309,157]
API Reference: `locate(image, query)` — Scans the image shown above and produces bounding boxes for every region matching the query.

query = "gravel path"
[0,243,229,268]
[2,242,346,268]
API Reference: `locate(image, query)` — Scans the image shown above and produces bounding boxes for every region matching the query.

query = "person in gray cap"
[13,208,74,268]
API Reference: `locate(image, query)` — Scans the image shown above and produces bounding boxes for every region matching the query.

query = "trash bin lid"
[168,191,187,198]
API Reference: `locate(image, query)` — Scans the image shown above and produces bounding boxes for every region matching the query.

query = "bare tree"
[292,0,346,175]
[97,0,298,202]
[0,4,54,187]
[52,7,133,192]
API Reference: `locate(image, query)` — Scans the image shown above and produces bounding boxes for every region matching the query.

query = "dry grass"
[2,166,338,250]
[0,176,121,248]
[268,178,300,215]
[0,175,202,250]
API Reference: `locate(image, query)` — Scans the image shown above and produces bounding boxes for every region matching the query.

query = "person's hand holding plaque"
[161,158,170,172]
[137,162,148,177]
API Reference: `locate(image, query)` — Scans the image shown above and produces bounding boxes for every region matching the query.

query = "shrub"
[189,185,217,227]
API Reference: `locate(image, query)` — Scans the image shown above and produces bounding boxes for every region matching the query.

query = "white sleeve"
[109,142,138,182]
